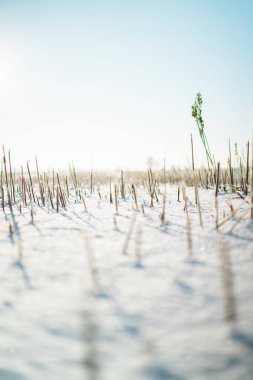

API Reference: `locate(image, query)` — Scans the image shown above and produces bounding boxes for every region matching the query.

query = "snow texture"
[0,186,252,380]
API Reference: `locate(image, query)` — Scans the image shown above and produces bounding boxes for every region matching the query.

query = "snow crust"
[0,186,252,380]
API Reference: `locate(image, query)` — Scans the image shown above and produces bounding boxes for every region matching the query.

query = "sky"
[0,0,252,171]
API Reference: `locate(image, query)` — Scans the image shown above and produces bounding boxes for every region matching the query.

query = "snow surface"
[0,186,253,380]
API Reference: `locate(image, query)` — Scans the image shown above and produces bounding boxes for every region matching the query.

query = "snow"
[0,186,252,380]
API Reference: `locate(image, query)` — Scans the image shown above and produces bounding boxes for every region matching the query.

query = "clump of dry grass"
[0,134,251,270]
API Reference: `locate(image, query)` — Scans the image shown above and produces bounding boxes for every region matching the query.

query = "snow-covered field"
[0,186,252,380]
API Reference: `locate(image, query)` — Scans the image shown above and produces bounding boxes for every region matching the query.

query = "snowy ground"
[0,186,253,380]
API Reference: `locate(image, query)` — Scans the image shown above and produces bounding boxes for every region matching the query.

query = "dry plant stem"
[0,162,2,189]
[65,176,70,198]
[9,221,14,236]
[36,196,41,207]
[147,169,152,194]
[25,181,32,204]
[227,199,234,214]
[236,191,248,203]
[30,206,34,224]
[52,171,55,197]
[160,193,166,224]
[56,187,59,212]
[56,173,65,208]
[109,177,113,204]
[114,185,118,214]
[218,237,236,321]
[22,177,27,206]
[132,184,139,211]
[152,174,159,203]
[48,186,54,210]
[2,146,12,212]
[44,172,49,188]
[121,170,125,199]
[26,161,36,203]
[196,186,203,227]
[150,179,157,208]
[72,165,78,195]
[82,195,88,212]
[62,189,68,207]
[215,204,242,230]
[148,169,159,202]
[215,163,220,231]
[193,174,198,205]
[8,150,15,204]
[35,156,45,206]
[177,186,180,202]
[90,171,93,195]
[1,186,4,211]
[163,157,166,192]
[62,189,68,208]
[21,167,23,196]
[123,213,137,255]
[182,186,186,202]
[215,162,220,197]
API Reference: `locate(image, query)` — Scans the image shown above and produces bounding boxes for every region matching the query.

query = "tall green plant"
[192,92,214,170]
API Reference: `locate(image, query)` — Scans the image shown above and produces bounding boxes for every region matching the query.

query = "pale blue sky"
[0,0,252,170]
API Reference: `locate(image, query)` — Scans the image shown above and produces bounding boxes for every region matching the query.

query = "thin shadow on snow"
[28,220,42,234]
[70,209,103,224]
[59,210,99,231]
[8,231,15,244]
[143,365,184,380]
[175,279,194,294]
[82,303,100,380]
[12,259,32,289]
[60,211,83,227]
[226,231,253,243]
[231,329,253,351]
[185,258,205,266]
[2,210,15,244]
[0,369,25,380]
[147,220,187,237]
[6,212,32,288]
